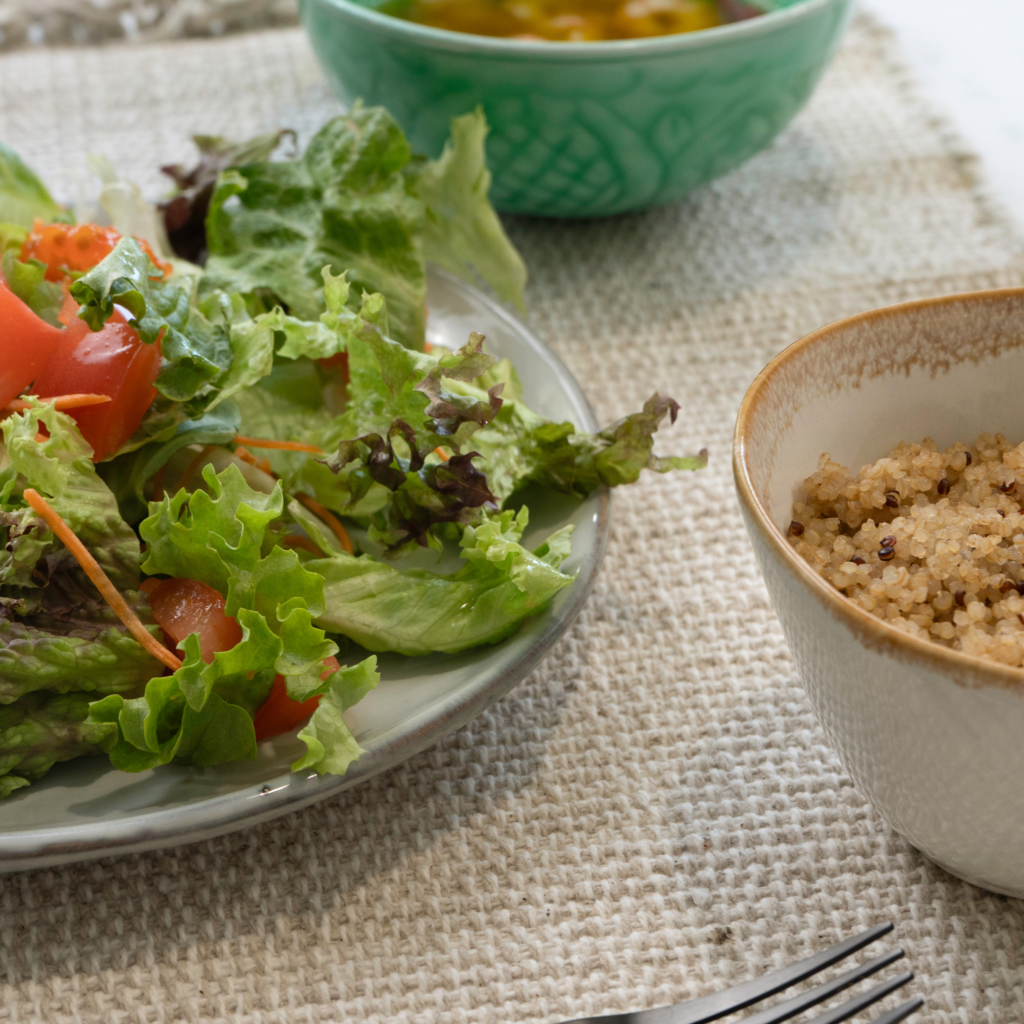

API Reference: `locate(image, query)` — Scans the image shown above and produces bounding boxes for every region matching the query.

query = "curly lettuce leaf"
[201,105,427,348]
[200,106,524,349]
[445,386,709,502]
[98,402,241,524]
[0,142,62,229]
[0,691,114,799]
[0,406,158,711]
[336,311,502,453]
[70,237,232,404]
[411,108,526,310]
[293,657,379,775]
[90,612,279,772]
[203,268,366,413]
[160,129,294,263]
[0,402,143,591]
[309,507,574,656]
[304,327,507,550]
[314,319,704,550]
[93,465,374,773]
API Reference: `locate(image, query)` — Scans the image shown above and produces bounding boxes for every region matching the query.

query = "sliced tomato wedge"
[143,578,243,665]
[32,315,162,461]
[145,581,339,741]
[143,576,338,740]
[20,220,172,282]
[253,656,341,741]
[0,281,68,408]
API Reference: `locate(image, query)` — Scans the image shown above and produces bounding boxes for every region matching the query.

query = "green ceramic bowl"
[297,0,854,217]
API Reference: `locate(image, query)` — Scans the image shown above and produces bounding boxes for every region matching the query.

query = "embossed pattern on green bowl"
[298,0,854,217]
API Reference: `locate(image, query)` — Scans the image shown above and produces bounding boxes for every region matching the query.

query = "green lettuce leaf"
[231,368,392,521]
[220,277,401,520]
[203,267,364,413]
[293,657,379,775]
[201,105,427,348]
[88,154,175,262]
[0,401,143,591]
[308,327,507,550]
[98,402,241,524]
[309,507,574,655]
[0,142,62,229]
[70,237,232,404]
[200,106,525,349]
[313,318,704,551]
[93,464,373,773]
[411,108,527,310]
[0,405,159,709]
[0,690,115,799]
[445,386,709,502]
[0,223,28,255]
[90,612,279,772]
[161,129,295,263]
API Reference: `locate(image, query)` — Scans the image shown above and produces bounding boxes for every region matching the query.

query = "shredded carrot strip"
[7,394,112,413]
[150,466,166,503]
[23,489,182,672]
[424,341,433,354]
[34,432,48,444]
[296,493,354,555]
[176,444,216,494]
[234,445,274,476]
[233,435,324,455]
[434,447,450,462]
[281,534,322,557]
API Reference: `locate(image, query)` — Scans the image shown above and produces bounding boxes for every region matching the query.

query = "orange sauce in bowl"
[384,0,728,41]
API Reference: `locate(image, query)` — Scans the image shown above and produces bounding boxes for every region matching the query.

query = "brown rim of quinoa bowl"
[733,286,1024,691]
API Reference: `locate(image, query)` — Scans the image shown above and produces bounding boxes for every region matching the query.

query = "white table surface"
[859,0,1024,229]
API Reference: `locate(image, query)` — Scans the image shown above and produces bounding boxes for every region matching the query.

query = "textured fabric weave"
[2,16,1024,1024]
[0,0,298,53]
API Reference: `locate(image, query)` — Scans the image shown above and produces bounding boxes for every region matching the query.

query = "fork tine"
[580,923,895,1024]
[737,949,905,1024]
[801,971,914,1024]
[869,998,925,1024]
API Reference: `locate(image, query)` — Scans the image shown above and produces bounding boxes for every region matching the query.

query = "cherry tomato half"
[33,315,162,461]
[20,220,172,282]
[0,281,67,408]
[144,578,243,665]
[144,577,338,741]
[252,656,341,741]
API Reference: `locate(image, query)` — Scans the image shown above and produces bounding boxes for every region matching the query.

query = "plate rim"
[0,269,611,872]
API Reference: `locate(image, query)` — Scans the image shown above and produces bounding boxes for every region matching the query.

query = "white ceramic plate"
[0,269,610,872]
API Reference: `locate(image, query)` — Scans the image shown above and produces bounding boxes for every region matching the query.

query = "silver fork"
[564,923,922,1024]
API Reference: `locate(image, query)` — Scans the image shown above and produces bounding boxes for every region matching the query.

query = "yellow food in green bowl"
[381,0,728,41]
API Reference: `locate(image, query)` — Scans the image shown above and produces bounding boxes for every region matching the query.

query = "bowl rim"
[733,286,1024,691]
[301,0,845,60]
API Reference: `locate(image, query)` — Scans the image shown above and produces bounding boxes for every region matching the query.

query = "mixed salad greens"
[0,106,705,800]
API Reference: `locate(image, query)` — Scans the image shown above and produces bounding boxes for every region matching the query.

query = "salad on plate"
[0,105,706,800]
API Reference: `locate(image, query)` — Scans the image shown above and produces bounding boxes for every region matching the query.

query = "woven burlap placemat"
[2,15,1024,1024]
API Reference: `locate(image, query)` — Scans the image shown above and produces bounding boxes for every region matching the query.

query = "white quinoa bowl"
[733,288,1024,896]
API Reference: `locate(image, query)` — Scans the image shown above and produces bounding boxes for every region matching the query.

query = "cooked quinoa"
[790,433,1024,667]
